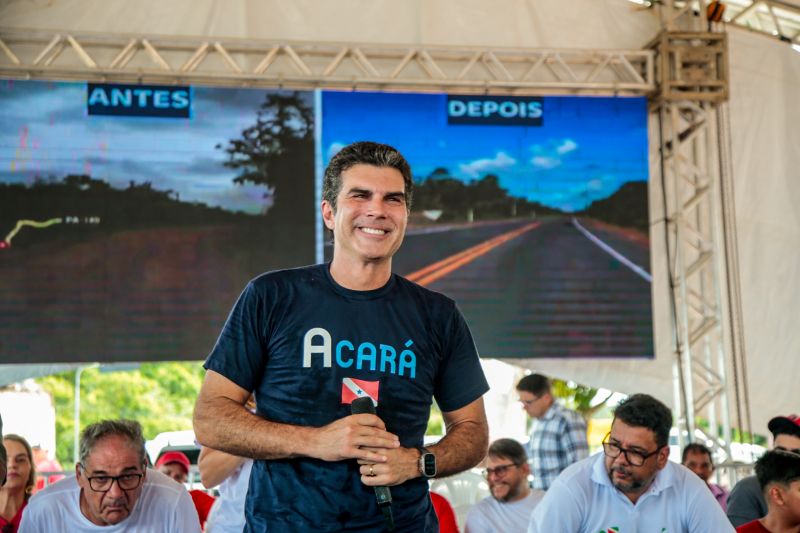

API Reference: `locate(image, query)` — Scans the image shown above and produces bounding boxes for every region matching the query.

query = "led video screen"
[0,81,316,363]
[0,80,652,364]
[321,91,652,358]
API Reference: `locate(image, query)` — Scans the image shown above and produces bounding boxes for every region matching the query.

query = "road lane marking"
[406,222,540,286]
[571,217,652,283]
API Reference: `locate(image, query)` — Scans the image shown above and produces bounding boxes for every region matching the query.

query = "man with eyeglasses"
[465,439,544,533]
[19,419,200,532]
[528,393,734,532]
[516,373,588,491]
[728,414,800,527]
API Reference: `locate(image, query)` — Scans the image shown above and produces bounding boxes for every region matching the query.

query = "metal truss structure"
[642,0,800,46]
[652,4,749,473]
[0,28,654,96]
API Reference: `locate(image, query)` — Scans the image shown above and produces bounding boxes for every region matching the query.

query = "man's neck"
[329,256,392,291]
[761,513,800,533]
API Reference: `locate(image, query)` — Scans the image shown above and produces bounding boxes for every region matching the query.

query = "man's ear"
[656,446,670,469]
[321,201,335,230]
[768,484,785,507]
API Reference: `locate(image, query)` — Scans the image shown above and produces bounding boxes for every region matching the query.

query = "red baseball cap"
[768,414,800,438]
[155,451,191,474]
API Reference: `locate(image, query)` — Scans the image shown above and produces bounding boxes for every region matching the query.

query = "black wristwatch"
[417,447,436,478]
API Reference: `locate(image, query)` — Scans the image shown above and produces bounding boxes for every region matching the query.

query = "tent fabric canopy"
[1,0,797,436]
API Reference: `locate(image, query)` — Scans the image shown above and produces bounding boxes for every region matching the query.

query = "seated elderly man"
[528,394,735,533]
[19,419,200,532]
[465,438,544,533]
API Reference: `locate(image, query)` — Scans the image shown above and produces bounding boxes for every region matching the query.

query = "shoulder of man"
[25,474,78,507]
[249,263,324,288]
[395,274,457,305]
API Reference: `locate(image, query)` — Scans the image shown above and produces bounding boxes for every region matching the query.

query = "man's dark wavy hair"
[613,394,673,448]
[322,141,413,212]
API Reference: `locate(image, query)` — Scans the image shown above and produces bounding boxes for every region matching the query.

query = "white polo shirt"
[528,453,735,533]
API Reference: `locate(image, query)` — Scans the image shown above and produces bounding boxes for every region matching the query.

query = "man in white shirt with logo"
[528,394,734,533]
[465,438,544,533]
[20,419,200,532]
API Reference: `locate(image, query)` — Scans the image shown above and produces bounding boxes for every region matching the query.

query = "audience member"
[430,491,459,533]
[155,450,216,529]
[516,373,588,490]
[19,419,200,532]
[736,449,800,533]
[0,414,7,487]
[199,394,255,533]
[728,415,800,527]
[682,442,729,510]
[198,446,253,533]
[1,434,34,533]
[528,393,734,532]
[465,438,544,533]
[32,445,65,491]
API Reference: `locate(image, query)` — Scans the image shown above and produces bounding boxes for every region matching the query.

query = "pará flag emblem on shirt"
[341,377,379,406]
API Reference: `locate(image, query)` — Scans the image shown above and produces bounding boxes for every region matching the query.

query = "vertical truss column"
[651,31,736,462]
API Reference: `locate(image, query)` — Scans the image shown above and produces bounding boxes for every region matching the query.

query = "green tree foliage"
[551,378,613,420]
[36,362,205,468]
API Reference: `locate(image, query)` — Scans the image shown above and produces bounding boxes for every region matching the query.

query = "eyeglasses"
[602,434,662,467]
[80,465,144,492]
[775,446,800,456]
[519,395,541,406]
[482,463,518,478]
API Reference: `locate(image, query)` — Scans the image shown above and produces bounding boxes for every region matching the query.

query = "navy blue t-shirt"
[204,263,489,532]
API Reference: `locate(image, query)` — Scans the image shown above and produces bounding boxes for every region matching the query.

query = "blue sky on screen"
[0,80,312,214]
[322,91,648,212]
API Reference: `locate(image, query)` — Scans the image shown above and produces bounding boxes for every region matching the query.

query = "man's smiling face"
[322,163,408,265]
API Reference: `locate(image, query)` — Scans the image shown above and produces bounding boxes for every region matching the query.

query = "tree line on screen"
[412,169,562,223]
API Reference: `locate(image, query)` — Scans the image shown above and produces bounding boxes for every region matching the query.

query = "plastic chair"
[430,469,490,531]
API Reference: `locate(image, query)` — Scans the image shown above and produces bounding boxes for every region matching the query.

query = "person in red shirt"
[32,446,64,492]
[736,449,800,533]
[1,434,36,533]
[155,450,216,529]
[431,491,459,533]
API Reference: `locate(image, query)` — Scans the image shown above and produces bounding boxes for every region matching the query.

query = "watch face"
[422,453,436,477]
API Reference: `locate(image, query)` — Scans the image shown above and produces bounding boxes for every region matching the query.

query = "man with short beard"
[528,394,734,533]
[465,439,544,533]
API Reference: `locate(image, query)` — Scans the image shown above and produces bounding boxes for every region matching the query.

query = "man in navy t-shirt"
[194,141,490,532]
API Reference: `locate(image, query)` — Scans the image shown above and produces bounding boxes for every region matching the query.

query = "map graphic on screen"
[321,90,652,358]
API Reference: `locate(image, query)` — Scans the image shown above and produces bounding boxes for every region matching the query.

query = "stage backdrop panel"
[321,90,652,358]
[0,81,316,363]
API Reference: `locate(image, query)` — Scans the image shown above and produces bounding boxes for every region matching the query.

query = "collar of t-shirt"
[322,262,397,300]
[589,451,675,508]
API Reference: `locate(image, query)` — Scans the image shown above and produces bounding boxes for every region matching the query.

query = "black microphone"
[351,396,394,531]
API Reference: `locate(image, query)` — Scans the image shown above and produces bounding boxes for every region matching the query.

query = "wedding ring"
[369,464,375,476]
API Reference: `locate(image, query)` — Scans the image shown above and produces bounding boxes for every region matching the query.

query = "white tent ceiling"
[0,0,797,435]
